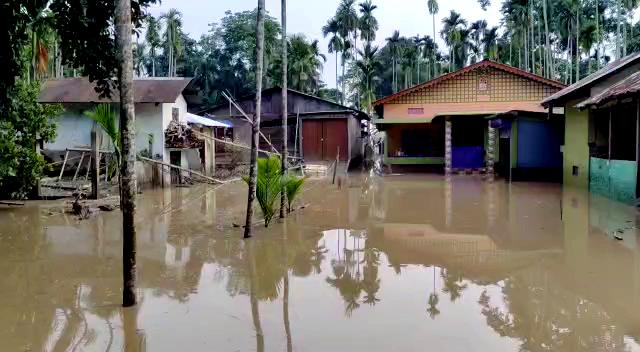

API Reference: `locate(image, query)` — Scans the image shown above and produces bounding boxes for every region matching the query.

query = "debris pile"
[164,121,204,149]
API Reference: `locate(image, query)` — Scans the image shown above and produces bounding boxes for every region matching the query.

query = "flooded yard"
[2,174,640,351]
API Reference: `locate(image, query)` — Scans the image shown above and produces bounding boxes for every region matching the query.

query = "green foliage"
[49,0,158,97]
[84,104,121,165]
[0,81,61,199]
[243,156,284,227]
[284,175,306,213]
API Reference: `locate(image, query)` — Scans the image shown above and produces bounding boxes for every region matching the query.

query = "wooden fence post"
[91,129,99,199]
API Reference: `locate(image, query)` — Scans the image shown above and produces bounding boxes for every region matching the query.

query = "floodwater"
[2,174,640,352]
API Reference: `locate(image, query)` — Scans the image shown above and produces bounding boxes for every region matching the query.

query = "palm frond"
[284,175,306,213]
[84,104,121,164]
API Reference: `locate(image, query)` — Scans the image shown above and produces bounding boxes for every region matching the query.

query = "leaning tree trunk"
[280,0,288,219]
[115,0,138,307]
[244,0,266,239]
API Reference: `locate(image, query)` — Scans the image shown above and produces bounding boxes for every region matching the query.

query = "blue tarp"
[517,119,562,168]
[452,146,484,169]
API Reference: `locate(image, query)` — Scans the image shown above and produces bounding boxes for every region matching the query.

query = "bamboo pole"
[221,91,280,155]
[58,150,70,182]
[91,129,99,200]
[73,152,86,181]
[137,156,228,184]
[332,147,340,185]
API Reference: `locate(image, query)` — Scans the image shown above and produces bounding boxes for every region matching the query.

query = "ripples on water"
[1,174,640,351]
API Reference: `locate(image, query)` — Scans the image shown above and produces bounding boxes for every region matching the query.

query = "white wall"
[134,103,164,158]
[45,104,96,151]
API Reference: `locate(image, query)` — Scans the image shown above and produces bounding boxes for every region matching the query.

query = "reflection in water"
[2,175,640,351]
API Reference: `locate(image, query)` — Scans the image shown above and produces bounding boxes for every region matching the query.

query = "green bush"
[0,81,61,199]
[243,156,283,227]
[284,174,306,213]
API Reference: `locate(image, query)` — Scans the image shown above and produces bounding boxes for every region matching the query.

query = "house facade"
[38,77,210,185]
[373,60,565,175]
[205,87,369,164]
[543,52,640,203]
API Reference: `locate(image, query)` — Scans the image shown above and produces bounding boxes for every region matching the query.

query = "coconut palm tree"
[354,43,382,113]
[441,11,468,70]
[359,0,379,43]
[288,35,326,93]
[322,17,344,93]
[421,35,437,80]
[145,16,161,77]
[483,26,499,60]
[386,30,401,92]
[161,9,183,77]
[470,20,488,63]
[115,0,138,307]
[244,0,266,239]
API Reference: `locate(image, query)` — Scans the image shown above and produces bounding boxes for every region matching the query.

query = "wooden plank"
[90,130,99,200]
[58,150,70,182]
[137,156,228,184]
[73,152,85,181]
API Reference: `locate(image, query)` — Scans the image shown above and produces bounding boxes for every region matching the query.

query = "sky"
[149,0,503,88]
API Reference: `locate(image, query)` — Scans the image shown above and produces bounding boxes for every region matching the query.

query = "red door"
[302,119,348,161]
[322,119,348,161]
[302,120,323,161]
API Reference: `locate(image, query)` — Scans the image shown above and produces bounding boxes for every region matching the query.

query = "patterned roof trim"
[373,60,566,106]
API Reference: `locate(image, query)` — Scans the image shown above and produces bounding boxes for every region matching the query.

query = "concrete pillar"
[204,127,216,176]
[486,121,497,178]
[445,119,452,174]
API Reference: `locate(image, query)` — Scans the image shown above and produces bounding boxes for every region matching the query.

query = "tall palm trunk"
[617,0,622,58]
[595,0,600,69]
[247,241,264,351]
[244,0,266,238]
[335,52,339,93]
[283,273,292,352]
[543,0,552,78]
[151,48,156,77]
[115,0,138,307]
[530,1,535,74]
[341,56,346,104]
[280,0,288,219]
[576,4,580,83]
[432,13,437,77]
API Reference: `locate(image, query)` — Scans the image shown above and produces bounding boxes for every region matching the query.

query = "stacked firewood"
[164,120,204,149]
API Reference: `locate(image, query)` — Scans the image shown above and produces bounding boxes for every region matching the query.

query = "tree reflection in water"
[326,229,383,316]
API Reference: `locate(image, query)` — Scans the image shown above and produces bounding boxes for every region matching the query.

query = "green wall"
[563,101,590,188]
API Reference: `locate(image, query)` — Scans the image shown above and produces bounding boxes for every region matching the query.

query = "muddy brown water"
[2,174,640,351]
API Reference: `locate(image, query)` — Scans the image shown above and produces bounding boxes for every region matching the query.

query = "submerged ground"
[2,174,640,351]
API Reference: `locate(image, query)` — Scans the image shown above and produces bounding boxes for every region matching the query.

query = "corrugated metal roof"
[373,60,566,106]
[542,52,640,106]
[576,71,640,109]
[38,77,193,103]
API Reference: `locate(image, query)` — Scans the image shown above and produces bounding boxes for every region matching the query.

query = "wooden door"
[322,119,348,161]
[170,151,182,184]
[302,120,323,161]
